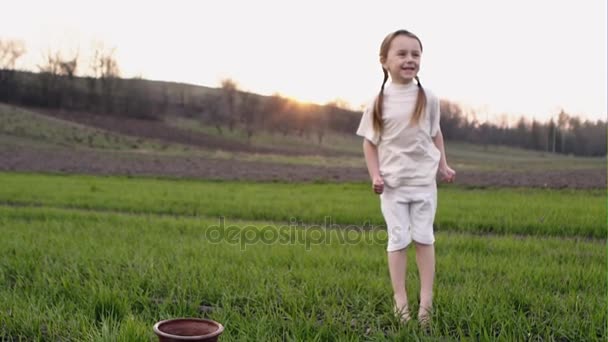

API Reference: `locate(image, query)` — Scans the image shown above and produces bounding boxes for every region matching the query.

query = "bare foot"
[418,304,432,330]
[393,298,411,323]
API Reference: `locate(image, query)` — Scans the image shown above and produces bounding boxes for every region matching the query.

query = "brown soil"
[1,145,605,189]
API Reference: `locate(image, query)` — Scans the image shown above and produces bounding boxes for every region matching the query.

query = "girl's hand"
[372,176,384,194]
[439,165,456,183]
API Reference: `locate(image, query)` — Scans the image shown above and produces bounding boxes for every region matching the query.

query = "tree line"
[439,100,606,156]
[0,38,605,156]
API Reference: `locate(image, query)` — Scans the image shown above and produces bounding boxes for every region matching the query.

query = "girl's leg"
[415,242,435,322]
[381,188,412,322]
[408,185,437,325]
[388,248,410,321]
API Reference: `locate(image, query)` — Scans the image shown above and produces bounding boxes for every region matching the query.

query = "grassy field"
[0,173,604,238]
[0,173,606,341]
[167,116,607,171]
[0,104,172,151]
[167,117,363,155]
[1,103,605,171]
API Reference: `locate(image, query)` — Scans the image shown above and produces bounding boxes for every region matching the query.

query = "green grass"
[0,104,367,167]
[0,205,605,341]
[168,117,606,171]
[2,103,605,171]
[202,150,364,168]
[0,103,171,151]
[447,141,606,172]
[167,117,362,155]
[0,172,604,238]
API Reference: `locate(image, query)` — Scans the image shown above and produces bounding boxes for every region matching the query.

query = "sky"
[1,0,606,124]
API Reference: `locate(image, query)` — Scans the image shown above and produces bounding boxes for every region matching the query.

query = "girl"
[356,29,456,326]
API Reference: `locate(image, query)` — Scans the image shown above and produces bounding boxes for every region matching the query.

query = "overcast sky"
[2,0,606,123]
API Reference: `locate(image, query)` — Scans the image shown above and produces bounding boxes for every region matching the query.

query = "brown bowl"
[153,317,224,342]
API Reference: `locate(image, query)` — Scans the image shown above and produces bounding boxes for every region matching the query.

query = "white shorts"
[380,183,437,252]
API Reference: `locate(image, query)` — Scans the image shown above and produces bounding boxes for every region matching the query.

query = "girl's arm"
[362,139,384,194]
[432,130,456,182]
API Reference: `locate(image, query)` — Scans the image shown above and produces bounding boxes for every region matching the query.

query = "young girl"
[356,29,456,326]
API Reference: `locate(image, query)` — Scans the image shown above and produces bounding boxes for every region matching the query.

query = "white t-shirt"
[356,81,441,187]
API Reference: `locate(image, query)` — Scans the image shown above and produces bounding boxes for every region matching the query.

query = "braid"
[373,68,389,132]
[410,76,427,126]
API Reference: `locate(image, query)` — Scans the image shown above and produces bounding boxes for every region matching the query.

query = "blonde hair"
[373,29,427,132]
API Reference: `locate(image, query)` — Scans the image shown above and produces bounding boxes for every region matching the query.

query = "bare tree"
[220,78,238,132]
[37,50,61,74]
[48,49,79,108]
[265,93,288,135]
[317,103,340,145]
[85,43,120,112]
[0,39,26,102]
[439,99,466,140]
[0,39,26,69]
[200,93,225,134]
[58,54,78,78]
[238,92,262,143]
[548,118,556,153]
[279,98,298,136]
[530,119,547,151]
[89,45,120,113]
[160,84,170,114]
[557,109,569,153]
[86,45,101,108]
[88,42,120,78]
[37,49,65,107]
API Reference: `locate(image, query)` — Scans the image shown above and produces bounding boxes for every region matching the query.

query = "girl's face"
[381,35,422,84]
